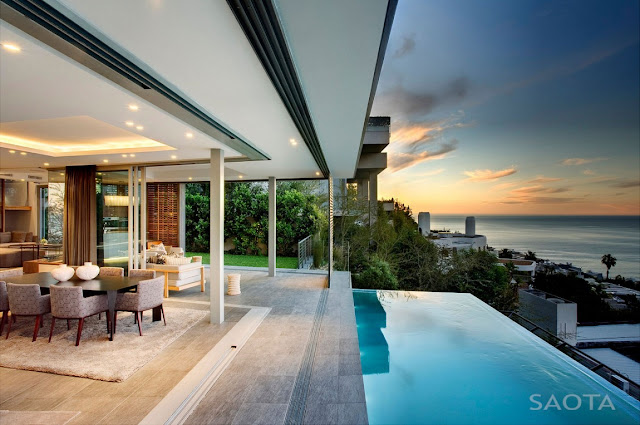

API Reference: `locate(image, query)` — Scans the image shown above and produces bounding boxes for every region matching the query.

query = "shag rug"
[0,307,207,382]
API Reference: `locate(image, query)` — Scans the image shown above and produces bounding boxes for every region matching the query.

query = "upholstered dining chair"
[114,276,165,336]
[0,269,23,336]
[128,269,156,279]
[6,283,51,341]
[49,286,108,346]
[98,267,125,277]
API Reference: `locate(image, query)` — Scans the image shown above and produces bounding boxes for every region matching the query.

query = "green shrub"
[352,255,398,290]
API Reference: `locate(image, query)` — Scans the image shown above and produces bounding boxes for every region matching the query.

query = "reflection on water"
[354,290,389,375]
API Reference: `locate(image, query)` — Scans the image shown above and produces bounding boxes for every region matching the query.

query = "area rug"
[0,307,207,382]
[0,410,80,425]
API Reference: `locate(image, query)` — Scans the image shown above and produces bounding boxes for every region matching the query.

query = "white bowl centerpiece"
[50,264,75,282]
[76,262,100,280]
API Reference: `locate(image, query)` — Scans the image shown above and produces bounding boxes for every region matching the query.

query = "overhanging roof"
[0,0,396,180]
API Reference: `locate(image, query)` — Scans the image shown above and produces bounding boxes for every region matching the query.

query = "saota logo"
[529,394,615,411]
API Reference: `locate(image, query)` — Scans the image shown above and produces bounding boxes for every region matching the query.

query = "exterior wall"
[432,235,487,251]
[518,289,577,346]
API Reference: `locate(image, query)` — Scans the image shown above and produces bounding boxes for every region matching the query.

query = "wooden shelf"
[4,206,32,211]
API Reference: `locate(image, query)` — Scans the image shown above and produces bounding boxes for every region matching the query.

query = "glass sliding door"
[96,171,129,269]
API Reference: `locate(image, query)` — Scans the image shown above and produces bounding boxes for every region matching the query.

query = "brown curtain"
[63,166,97,265]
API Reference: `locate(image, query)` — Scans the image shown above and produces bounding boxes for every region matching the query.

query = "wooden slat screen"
[147,183,179,247]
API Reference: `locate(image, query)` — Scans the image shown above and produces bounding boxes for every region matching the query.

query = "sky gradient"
[371,0,640,215]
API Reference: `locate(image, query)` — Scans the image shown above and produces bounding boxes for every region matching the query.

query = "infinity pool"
[353,290,640,425]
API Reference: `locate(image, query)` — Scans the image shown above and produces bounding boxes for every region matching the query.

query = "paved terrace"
[0,269,366,425]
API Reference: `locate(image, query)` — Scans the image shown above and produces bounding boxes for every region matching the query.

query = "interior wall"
[3,180,38,234]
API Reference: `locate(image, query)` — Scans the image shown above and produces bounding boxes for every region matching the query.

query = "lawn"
[186,252,298,269]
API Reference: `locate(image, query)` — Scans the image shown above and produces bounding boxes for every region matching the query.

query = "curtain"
[63,166,97,265]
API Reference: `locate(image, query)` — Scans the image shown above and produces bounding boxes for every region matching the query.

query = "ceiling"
[0,0,392,180]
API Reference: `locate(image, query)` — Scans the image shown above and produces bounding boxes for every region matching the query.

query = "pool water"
[353,290,640,425]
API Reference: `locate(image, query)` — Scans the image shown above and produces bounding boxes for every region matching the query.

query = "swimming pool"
[353,290,640,425]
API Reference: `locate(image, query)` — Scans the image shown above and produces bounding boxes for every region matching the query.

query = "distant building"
[498,258,536,280]
[518,289,578,346]
[421,215,488,251]
[333,116,389,225]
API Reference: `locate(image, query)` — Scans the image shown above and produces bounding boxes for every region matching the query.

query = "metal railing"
[297,236,313,269]
[502,311,640,400]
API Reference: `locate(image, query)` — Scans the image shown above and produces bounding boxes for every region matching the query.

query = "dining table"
[6,272,162,341]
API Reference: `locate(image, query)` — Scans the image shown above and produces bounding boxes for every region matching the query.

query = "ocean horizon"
[424,214,640,280]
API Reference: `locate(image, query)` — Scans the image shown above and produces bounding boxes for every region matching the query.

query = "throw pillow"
[25,232,33,242]
[0,232,10,243]
[10,231,26,243]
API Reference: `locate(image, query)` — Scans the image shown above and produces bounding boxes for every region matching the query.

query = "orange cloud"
[528,176,562,183]
[464,167,517,181]
[561,157,607,166]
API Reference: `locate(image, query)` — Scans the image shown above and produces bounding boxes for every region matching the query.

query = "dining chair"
[0,270,24,335]
[128,269,156,279]
[6,283,51,341]
[98,267,124,277]
[114,276,165,336]
[49,286,108,346]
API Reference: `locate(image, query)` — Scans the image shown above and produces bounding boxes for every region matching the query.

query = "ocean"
[427,215,640,280]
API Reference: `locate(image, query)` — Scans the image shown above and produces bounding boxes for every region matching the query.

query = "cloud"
[610,179,640,189]
[583,169,597,176]
[511,185,569,195]
[375,78,470,119]
[492,182,518,191]
[386,113,469,173]
[520,196,580,204]
[415,168,446,177]
[393,35,416,59]
[388,141,458,172]
[561,157,607,166]
[464,167,517,181]
[528,176,562,184]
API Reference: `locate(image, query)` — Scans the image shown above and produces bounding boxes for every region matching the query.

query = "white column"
[268,176,276,277]
[210,149,225,324]
[369,173,378,225]
[328,176,333,285]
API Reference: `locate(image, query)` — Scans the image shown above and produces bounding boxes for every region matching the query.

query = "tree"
[498,248,512,259]
[524,250,537,261]
[601,254,617,280]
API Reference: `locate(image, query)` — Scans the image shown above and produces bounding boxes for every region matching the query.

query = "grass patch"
[186,252,298,269]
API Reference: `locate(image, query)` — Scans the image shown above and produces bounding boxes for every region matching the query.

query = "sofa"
[0,231,43,268]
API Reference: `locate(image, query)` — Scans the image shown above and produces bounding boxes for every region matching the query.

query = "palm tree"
[524,250,537,261]
[601,254,617,280]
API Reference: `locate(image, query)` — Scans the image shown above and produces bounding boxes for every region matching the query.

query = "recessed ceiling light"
[136,125,144,130]
[128,104,139,111]
[239,175,243,179]
[20,179,25,182]
[185,132,193,139]
[103,159,109,163]
[188,177,193,181]
[44,162,50,166]
[171,155,177,159]
[122,154,128,158]
[315,171,321,176]
[289,138,297,146]
[59,173,64,176]
[1,43,20,52]
[97,172,102,175]
[129,154,135,157]
[20,152,27,156]
[125,121,134,127]
[9,150,15,154]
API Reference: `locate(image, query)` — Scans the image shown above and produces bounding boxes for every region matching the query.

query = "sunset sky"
[371,0,639,215]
